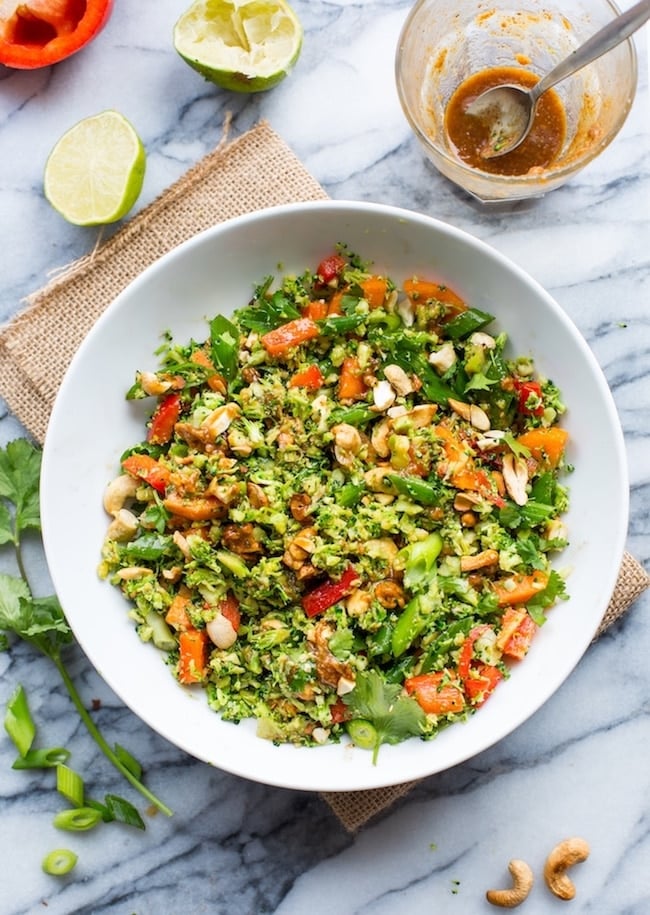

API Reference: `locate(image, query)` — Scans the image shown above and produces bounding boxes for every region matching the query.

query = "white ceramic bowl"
[40,201,628,791]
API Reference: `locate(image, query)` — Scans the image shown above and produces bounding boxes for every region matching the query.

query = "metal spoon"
[466,0,650,159]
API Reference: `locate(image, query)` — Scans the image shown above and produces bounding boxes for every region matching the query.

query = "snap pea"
[391,594,429,658]
[444,307,494,341]
[387,474,441,506]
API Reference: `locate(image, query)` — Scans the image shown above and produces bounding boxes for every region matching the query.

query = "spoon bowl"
[466,0,650,159]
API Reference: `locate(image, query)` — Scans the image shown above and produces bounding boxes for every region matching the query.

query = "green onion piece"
[4,684,36,758]
[144,609,176,651]
[12,746,70,769]
[42,848,78,876]
[215,549,250,579]
[346,719,378,751]
[56,764,85,807]
[113,743,143,781]
[53,807,103,832]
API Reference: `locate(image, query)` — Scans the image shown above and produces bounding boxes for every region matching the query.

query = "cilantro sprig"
[0,439,172,819]
[342,670,426,764]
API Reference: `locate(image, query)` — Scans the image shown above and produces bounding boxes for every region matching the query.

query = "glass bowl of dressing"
[395,0,638,203]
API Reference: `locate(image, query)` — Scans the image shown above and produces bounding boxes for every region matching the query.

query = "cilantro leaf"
[0,439,42,536]
[343,670,425,763]
[526,570,569,624]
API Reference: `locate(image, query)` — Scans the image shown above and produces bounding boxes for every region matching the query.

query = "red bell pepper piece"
[289,364,324,390]
[457,625,490,681]
[147,392,181,445]
[513,379,544,416]
[463,664,503,706]
[315,253,346,286]
[218,593,241,632]
[121,453,170,494]
[301,565,360,617]
[0,0,114,69]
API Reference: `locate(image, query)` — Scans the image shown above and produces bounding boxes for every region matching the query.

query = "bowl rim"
[40,199,630,791]
[394,0,639,188]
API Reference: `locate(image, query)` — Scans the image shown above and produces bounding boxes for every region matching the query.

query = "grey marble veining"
[0,3,649,913]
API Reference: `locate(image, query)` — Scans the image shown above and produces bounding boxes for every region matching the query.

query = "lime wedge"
[174,0,303,93]
[44,111,146,226]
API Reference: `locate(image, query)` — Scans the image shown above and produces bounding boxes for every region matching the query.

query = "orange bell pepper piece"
[260,318,320,357]
[492,570,549,607]
[178,628,209,684]
[405,672,466,715]
[517,427,569,469]
[338,356,367,400]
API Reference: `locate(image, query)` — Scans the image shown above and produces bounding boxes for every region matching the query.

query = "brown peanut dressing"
[444,66,567,176]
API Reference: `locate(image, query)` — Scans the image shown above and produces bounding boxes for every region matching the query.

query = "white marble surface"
[0,3,649,913]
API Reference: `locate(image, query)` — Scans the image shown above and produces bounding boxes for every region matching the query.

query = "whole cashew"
[544,837,590,900]
[486,859,534,908]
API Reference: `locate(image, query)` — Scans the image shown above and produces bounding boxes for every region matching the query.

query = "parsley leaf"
[343,670,425,764]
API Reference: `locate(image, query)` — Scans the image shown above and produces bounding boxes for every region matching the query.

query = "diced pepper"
[147,392,181,445]
[301,300,329,321]
[405,672,466,715]
[493,570,549,607]
[165,591,192,631]
[260,318,320,357]
[513,379,544,416]
[457,625,490,681]
[219,593,241,632]
[517,427,569,469]
[190,349,226,392]
[338,356,367,400]
[121,454,170,494]
[403,277,467,314]
[289,364,325,390]
[301,565,360,617]
[178,628,209,685]
[360,276,388,309]
[315,253,346,285]
[463,664,503,706]
[0,0,114,69]
[329,697,351,724]
[499,608,537,660]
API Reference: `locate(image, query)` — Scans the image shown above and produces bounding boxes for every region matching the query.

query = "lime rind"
[44,110,146,227]
[174,0,303,93]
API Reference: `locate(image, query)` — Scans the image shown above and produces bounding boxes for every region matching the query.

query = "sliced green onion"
[346,719,378,751]
[56,764,85,807]
[12,746,70,769]
[42,848,78,876]
[4,684,36,757]
[104,794,146,830]
[53,807,103,832]
[113,743,143,781]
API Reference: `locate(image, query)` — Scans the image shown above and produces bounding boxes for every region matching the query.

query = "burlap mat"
[1,120,647,833]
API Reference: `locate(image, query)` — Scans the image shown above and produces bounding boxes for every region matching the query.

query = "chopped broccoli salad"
[99,247,570,762]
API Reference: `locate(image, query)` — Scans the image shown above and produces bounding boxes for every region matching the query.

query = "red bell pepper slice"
[288,364,325,390]
[121,453,170,494]
[463,664,503,707]
[301,565,360,617]
[147,392,181,445]
[0,0,114,70]
[218,593,241,632]
[457,625,490,681]
[513,378,544,416]
[315,253,346,286]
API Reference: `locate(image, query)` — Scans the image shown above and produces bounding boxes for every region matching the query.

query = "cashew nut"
[486,859,534,908]
[384,364,415,396]
[448,397,491,431]
[502,452,529,506]
[103,474,139,515]
[106,508,139,542]
[372,379,397,412]
[544,837,590,900]
[206,613,237,650]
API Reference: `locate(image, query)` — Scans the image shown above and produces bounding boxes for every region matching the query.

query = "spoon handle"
[531,0,650,102]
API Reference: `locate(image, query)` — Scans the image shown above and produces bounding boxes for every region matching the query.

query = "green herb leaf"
[104,794,146,830]
[342,670,425,764]
[237,286,300,333]
[0,439,42,536]
[209,314,240,382]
